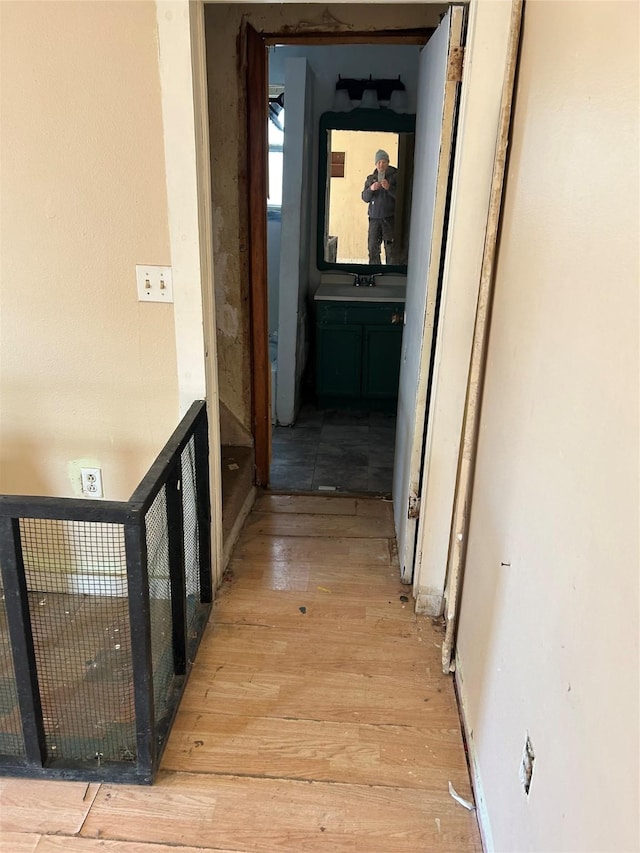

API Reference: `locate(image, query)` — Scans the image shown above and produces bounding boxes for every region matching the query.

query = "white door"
[276,58,315,425]
[393,6,465,582]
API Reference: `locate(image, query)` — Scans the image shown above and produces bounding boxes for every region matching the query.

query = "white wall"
[267,215,282,335]
[276,58,314,425]
[455,2,639,850]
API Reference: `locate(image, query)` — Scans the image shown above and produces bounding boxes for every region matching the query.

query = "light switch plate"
[136,265,173,303]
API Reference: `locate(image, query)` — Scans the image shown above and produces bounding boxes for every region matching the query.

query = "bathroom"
[266,42,424,495]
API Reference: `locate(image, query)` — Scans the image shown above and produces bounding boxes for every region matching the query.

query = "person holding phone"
[361,149,398,264]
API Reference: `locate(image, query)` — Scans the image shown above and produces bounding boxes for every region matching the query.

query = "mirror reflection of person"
[361,149,397,265]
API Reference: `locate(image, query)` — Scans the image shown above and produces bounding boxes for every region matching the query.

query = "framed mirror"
[317,110,416,274]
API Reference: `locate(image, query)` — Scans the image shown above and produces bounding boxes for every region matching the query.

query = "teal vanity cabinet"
[314,286,405,411]
[362,324,404,400]
[315,321,363,399]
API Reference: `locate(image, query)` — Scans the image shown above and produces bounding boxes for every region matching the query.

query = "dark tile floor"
[269,406,396,495]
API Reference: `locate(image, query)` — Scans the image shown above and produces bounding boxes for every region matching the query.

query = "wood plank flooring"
[0,494,481,853]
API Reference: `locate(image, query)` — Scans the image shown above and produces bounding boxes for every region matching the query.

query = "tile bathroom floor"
[269,406,396,495]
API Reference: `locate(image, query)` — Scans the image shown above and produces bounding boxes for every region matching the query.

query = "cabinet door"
[316,324,363,397]
[362,325,403,399]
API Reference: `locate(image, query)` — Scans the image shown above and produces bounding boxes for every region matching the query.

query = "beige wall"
[0,1,178,500]
[456,1,639,850]
[204,3,444,432]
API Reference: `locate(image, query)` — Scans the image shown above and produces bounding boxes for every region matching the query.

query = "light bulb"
[332,88,352,112]
[361,87,379,109]
[389,88,408,113]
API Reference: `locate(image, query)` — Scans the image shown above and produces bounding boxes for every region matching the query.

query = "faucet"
[353,274,376,287]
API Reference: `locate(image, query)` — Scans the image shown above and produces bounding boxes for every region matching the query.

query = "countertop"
[314,282,406,303]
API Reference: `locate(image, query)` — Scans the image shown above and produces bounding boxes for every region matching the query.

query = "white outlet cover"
[136,265,173,303]
[80,467,103,498]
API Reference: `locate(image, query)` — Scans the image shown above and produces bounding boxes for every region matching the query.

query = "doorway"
[265,42,427,495]
[243,23,446,492]
[160,0,520,604]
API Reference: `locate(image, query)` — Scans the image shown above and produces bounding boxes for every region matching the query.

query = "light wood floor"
[0,494,482,853]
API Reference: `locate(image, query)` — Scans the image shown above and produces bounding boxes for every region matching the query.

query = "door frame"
[410,0,520,614]
[156,0,521,608]
[245,26,434,486]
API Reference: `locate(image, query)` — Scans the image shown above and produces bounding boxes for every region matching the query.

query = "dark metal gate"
[0,401,211,783]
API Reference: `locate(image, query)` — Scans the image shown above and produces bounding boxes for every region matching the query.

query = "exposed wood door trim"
[441,0,524,674]
[246,24,271,486]
[262,30,433,46]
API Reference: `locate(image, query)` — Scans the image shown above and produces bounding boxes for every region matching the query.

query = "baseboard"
[454,652,494,852]
[221,485,256,572]
[26,570,178,599]
[26,568,127,597]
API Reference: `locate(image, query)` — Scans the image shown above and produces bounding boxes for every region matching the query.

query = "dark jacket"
[361,165,398,219]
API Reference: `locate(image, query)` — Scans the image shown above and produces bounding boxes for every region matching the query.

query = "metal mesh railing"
[0,582,24,757]
[144,487,174,725]
[0,401,211,783]
[20,519,128,595]
[20,519,135,763]
[182,436,201,633]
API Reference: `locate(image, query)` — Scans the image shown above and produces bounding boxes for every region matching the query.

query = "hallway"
[0,494,481,852]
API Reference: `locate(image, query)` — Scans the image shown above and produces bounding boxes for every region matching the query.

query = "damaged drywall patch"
[278,8,353,34]
[520,732,535,796]
[209,230,238,338]
[212,204,226,254]
[219,303,239,338]
[415,586,445,616]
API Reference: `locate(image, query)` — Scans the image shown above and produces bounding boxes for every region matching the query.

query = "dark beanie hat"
[375,149,390,163]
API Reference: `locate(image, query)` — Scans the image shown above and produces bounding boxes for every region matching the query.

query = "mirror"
[317,110,416,274]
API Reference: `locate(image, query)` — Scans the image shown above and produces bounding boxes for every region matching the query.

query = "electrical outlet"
[80,467,103,498]
[135,265,173,303]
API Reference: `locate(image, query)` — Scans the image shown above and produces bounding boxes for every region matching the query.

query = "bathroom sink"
[314,282,406,303]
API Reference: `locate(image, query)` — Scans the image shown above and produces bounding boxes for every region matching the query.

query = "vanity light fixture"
[331,75,407,112]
